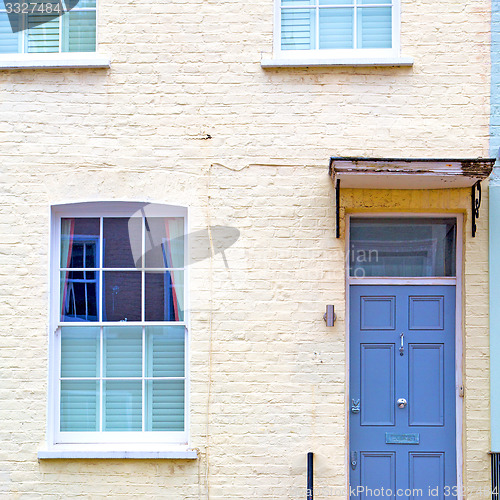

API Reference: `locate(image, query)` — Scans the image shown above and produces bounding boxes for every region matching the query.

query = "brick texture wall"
[0,0,492,497]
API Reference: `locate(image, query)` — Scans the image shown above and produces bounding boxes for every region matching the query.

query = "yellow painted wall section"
[0,164,490,499]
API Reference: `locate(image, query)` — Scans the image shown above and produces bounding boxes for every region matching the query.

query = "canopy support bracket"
[336,178,340,239]
[472,180,482,238]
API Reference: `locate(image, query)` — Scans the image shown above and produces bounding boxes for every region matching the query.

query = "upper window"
[0,0,96,53]
[51,203,187,446]
[277,0,399,58]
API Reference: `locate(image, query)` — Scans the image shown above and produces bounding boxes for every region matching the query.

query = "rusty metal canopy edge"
[328,157,495,189]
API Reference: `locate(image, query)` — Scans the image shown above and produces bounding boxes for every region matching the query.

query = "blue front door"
[349,285,457,499]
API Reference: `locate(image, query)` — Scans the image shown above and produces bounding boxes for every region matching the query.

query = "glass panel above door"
[349,218,457,277]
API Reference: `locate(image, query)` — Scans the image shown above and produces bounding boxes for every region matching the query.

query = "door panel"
[360,344,395,426]
[409,344,444,426]
[360,452,396,499]
[350,285,456,498]
[360,296,396,330]
[409,296,444,330]
[409,452,445,500]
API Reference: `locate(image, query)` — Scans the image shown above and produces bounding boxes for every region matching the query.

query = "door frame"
[344,212,464,499]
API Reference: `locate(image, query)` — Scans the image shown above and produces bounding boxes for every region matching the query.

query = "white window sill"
[0,53,110,70]
[38,447,198,460]
[260,55,414,68]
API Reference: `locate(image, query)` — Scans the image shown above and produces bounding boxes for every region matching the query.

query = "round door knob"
[397,398,407,409]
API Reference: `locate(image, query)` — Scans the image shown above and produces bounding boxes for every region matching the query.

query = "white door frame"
[344,212,464,499]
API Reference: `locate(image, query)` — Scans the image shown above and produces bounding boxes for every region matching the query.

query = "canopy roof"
[329,157,495,189]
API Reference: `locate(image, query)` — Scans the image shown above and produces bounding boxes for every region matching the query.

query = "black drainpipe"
[307,452,314,500]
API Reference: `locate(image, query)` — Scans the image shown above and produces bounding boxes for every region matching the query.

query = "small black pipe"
[307,452,314,500]
[472,181,477,238]
[336,179,340,239]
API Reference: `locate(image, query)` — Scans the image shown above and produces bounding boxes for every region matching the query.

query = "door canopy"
[329,157,496,238]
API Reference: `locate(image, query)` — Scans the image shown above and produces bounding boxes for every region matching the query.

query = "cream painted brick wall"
[0,0,492,497]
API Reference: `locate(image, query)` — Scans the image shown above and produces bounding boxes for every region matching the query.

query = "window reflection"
[60,218,100,268]
[60,216,185,322]
[103,217,141,268]
[145,271,184,321]
[60,271,98,321]
[349,218,456,277]
[103,272,141,322]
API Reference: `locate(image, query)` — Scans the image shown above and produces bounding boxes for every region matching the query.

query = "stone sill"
[38,449,198,460]
[0,53,110,70]
[261,56,414,68]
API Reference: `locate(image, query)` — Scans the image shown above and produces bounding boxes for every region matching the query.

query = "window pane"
[0,8,20,54]
[103,217,141,269]
[281,8,315,50]
[27,10,60,53]
[318,0,353,5]
[359,0,391,4]
[145,380,184,431]
[104,327,142,378]
[104,381,142,431]
[319,8,353,49]
[357,6,391,48]
[145,271,184,321]
[61,327,99,377]
[60,380,99,431]
[60,218,100,268]
[349,218,457,277]
[146,326,185,378]
[62,10,96,52]
[144,217,184,269]
[282,0,314,5]
[60,271,99,321]
[63,0,96,8]
[103,271,141,322]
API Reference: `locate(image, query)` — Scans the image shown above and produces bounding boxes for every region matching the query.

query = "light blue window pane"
[282,0,314,6]
[27,6,60,53]
[319,8,353,49]
[359,0,391,4]
[146,326,185,378]
[0,10,20,53]
[60,380,99,431]
[357,6,392,48]
[319,0,353,5]
[104,381,142,431]
[281,8,315,50]
[64,0,96,8]
[104,327,142,378]
[62,10,96,52]
[61,327,99,378]
[145,380,184,431]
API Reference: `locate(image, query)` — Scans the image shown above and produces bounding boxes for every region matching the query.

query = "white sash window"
[271,0,403,63]
[0,0,96,53]
[49,203,189,447]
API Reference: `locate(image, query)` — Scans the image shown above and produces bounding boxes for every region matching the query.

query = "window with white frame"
[51,203,188,445]
[277,0,399,56]
[0,0,96,53]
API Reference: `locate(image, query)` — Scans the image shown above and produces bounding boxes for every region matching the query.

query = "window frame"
[48,202,190,449]
[0,0,98,54]
[272,0,401,61]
